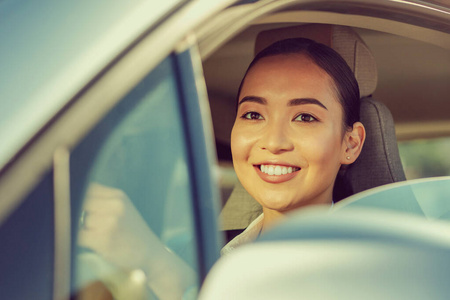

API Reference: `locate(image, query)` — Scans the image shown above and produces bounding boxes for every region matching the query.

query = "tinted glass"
[337,177,450,221]
[70,56,199,299]
[0,173,54,300]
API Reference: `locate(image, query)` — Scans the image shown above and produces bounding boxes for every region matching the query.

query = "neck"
[261,199,334,233]
[261,208,285,233]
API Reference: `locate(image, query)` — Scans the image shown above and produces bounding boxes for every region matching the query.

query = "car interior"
[2,2,449,300]
[198,4,450,241]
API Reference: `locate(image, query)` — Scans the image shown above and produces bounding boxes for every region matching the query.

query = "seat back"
[334,97,406,200]
[221,24,406,231]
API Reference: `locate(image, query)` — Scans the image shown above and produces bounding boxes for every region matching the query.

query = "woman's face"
[231,53,350,213]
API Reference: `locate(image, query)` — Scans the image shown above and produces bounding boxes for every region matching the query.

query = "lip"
[253,163,300,184]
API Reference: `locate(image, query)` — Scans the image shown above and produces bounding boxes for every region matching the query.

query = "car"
[200,179,450,299]
[0,1,225,299]
[0,0,449,299]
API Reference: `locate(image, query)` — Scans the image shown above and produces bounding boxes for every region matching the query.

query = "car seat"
[221,24,407,235]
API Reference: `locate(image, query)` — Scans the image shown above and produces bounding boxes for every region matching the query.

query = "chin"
[254,191,300,212]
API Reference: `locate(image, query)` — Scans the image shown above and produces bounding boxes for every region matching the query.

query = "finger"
[78,229,109,252]
[83,195,127,214]
[80,212,119,233]
[82,183,130,214]
[87,183,127,199]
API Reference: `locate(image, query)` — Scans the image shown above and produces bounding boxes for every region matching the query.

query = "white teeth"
[259,164,299,175]
[275,166,281,175]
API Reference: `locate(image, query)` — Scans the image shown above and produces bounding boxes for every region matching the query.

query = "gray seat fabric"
[221,181,262,231]
[221,24,406,231]
[333,97,406,201]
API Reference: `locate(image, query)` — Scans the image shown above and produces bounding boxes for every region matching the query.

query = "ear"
[340,122,366,165]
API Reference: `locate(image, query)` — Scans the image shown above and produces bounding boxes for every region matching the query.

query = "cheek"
[300,129,343,165]
[230,124,248,160]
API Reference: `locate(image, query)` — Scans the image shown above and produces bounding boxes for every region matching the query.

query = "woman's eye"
[294,113,316,122]
[242,112,264,120]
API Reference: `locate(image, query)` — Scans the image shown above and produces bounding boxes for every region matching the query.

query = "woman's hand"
[78,183,159,270]
[78,183,197,299]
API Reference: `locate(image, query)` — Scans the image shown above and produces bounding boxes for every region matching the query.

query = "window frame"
[0,3,226,298]
[174,45,223,279]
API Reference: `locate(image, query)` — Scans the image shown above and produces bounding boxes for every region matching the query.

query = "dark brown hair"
[237,38,360,130]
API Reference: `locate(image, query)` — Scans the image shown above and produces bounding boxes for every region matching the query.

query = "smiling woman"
[224,38,366,253]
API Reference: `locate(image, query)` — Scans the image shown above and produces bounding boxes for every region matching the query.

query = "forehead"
[253,53,320,71]
[240,53,343,116]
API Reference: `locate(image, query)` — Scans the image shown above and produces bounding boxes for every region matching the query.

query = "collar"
[221,213,264,256]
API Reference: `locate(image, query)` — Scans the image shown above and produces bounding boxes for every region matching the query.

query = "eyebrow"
[288,98,328,110]
[238,96,267,106]
[238,96,328,110]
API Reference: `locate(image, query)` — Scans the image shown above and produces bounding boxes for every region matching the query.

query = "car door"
[0,18,222,300]
[69,47,222,299]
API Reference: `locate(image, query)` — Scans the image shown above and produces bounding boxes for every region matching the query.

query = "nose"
[258,120,294,154]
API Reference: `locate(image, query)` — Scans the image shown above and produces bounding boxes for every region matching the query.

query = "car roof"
[423,0,450,10]
[0,0,183,168]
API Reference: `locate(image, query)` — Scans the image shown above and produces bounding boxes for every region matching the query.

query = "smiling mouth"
[258,164,300,176]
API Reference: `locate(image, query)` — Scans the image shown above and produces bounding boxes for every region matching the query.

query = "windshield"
[335,176,450,221]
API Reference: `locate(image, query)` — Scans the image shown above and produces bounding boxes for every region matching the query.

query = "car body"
[0,0,449,299]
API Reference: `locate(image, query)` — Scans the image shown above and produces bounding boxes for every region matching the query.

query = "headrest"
[254,24,378,97]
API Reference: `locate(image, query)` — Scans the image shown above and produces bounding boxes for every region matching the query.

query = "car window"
[0,173,54,300]
[398,137,450,179]
[335,177,450,221]
[69,56,199,299]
